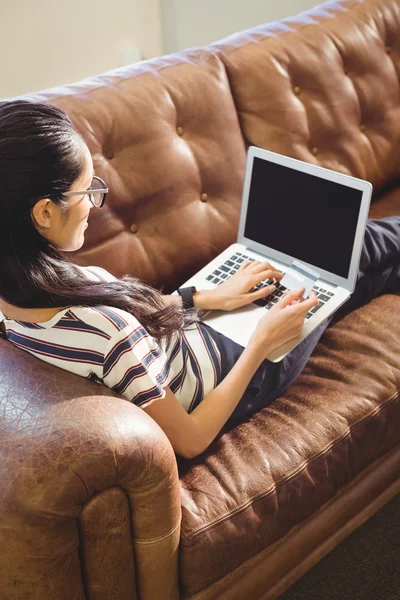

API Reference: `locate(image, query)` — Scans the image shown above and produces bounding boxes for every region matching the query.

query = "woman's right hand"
[249,287,319,359]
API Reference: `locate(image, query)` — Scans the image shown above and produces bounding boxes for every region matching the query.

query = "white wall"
[1,0,163,98]
[161,0,323,53]
[2,0,323,98]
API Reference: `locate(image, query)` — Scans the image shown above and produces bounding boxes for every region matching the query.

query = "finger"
[248,283,276,300]
[290,290,319,313]
[272,271,284,282]
[248,260,272,270]
[282,287,305,299]
[266,270,284,282]
[279,287,305,308]
[240,260,254,269]
[253,269,284,284]
[251,261,283,276]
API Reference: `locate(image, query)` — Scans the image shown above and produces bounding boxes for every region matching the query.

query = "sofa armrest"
[0,339,181,600]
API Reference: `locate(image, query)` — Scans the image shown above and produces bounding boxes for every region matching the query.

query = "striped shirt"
[0,265,222,412]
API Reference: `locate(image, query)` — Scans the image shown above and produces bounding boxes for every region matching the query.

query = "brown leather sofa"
[1,0,399,598]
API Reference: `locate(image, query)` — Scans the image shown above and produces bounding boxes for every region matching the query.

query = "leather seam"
[182,389,399,542]
[133,517,181,545]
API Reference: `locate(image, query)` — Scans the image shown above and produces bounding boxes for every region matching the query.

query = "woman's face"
[31,143,95,252]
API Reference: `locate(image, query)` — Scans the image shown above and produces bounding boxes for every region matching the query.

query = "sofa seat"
[178,255,400,595]
[178,293,399,596]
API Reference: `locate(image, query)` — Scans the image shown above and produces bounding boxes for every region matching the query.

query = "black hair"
[0,100,200,344]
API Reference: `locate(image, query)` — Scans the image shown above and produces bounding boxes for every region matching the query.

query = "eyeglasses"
[63,175,108,208]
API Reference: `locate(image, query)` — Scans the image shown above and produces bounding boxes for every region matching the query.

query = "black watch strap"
[177,286,197,308]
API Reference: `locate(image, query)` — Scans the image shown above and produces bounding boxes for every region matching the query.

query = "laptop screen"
[244,157,363,279]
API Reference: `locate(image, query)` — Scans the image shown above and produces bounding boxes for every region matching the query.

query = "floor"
[279,492,400,600]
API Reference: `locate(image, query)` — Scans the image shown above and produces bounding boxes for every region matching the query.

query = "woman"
[0,101,399,459]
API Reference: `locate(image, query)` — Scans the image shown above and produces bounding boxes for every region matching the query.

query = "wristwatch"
[177,286,197,308]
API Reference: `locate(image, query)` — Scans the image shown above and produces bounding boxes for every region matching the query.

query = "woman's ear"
[31,199,53,230]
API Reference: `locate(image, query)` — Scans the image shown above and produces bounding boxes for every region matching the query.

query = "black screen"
[243,157,363,278]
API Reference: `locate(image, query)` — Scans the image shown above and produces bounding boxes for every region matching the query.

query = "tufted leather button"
[130,224,138,233]
[177,126,184,136]
[106,150,114,160]
[311,147,318,156]
[200,193,208,202]
[294,86,301,95]
[360,124,366,133]
[386,46,392,54]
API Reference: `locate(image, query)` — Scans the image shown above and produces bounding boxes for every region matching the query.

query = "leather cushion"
[21,51,247,293]
[211,0,400,194]
[177,292,400,595]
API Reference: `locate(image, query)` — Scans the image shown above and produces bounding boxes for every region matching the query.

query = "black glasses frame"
[63,175,108,208]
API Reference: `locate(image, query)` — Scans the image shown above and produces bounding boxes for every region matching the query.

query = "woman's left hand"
[206,259,284,311]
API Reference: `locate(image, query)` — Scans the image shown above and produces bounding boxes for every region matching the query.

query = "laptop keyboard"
[205,251,334,319]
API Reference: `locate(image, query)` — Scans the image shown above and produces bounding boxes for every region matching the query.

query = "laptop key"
[311,304,322,313]
[206,275,214,281]
[220,265,230,273]
[327,291,334,296]
[212,277,220,284]
[253,298,267,307]
[305,313,313,319]
[319,288,327,293]
[318,293,330,303]
[226,260,234,267]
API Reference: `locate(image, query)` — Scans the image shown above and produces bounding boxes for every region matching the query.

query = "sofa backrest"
[211,0,400,188]
[16,51,247,292]
[10,0,400,291]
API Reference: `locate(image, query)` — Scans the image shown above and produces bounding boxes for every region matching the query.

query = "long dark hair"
[0,100,201,345]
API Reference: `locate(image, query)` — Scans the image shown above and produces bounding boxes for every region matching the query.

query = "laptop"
[174,146,373,362]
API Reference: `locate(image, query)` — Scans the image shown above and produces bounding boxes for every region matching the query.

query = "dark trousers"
[201,216,400,425]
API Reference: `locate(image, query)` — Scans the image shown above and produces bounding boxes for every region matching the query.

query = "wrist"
[247,335,274,362]
[192,289,218,311]
[240,342,268,370]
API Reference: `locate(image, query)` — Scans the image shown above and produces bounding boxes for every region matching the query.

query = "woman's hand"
[205,259,284,311]
[248,287,319,359]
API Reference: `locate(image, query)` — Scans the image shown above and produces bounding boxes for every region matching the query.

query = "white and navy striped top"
[0,265,222,412]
